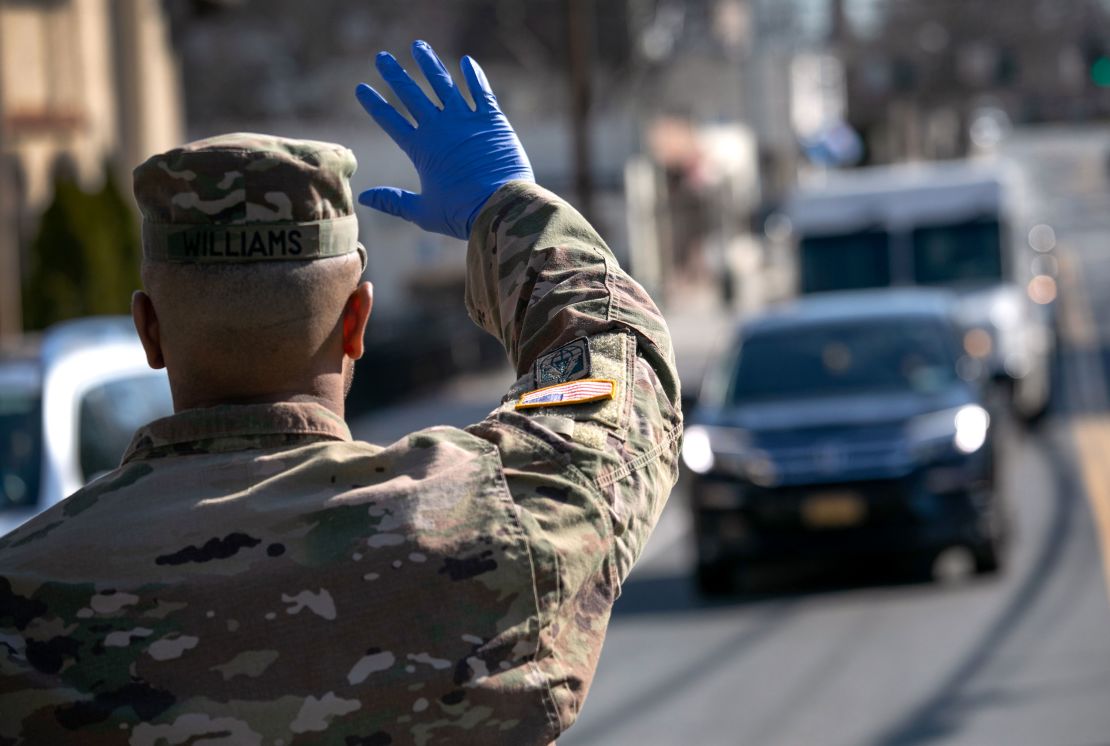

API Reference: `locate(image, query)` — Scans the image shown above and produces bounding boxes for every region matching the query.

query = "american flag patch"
[515,378,617,410]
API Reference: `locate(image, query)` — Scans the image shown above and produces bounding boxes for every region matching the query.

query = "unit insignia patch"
[534,337,591,386]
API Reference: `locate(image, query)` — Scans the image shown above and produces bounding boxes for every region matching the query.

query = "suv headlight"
[682,425,752,475]
[682,426,716,474]
[953,405,990,453]
[908,405,990,457]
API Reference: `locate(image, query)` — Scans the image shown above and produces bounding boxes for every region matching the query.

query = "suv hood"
[699,388,979,485]
[705,388,973,433]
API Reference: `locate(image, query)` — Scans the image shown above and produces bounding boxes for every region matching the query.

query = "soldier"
[0,40,681,744]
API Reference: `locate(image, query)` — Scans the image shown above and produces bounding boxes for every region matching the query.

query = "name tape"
[143,214,360,263]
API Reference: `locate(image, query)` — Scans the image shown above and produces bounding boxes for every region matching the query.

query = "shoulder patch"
[534,337,591,387]
[516,378,616,410]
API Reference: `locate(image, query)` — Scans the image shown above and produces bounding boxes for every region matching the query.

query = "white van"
[783,160,1054,421]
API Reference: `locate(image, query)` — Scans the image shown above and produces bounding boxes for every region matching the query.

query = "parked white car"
[0,317,172,536]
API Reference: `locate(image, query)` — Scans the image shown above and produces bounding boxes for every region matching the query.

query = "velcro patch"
[515,378,616,410]
[534,337,591,387]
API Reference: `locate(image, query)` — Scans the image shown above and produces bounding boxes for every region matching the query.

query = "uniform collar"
[122,402,352,463]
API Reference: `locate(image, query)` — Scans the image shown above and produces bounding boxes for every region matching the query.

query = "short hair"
[142,253,363,394]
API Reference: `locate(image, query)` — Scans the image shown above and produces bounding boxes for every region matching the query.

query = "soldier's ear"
[131,290,166,369]
[342,281,373,360]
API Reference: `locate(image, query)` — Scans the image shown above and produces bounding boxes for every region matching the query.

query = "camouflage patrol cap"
[133,133,365,268]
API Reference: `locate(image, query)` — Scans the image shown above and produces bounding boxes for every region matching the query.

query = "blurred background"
[4,1,1110,743]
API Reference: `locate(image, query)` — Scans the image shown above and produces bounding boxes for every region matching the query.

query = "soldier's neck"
[171,375,347,420]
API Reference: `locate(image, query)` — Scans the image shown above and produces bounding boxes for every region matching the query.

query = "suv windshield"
[79,373,172,481]
[0,388,43,510]
[912,219,1003,285]
[799,230,891,293]
[730,320,957,403]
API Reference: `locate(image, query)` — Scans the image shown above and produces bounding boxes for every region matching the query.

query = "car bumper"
[693,465,997,566]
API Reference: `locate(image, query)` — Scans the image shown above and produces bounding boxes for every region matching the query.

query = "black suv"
[685,289,1003,593]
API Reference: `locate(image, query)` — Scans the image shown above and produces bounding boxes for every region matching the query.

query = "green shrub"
[22,169,141,330]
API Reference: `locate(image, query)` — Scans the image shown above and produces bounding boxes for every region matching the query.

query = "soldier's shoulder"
[0,460,159,554]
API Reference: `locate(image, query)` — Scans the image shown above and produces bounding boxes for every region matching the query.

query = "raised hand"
[355,40,534,239]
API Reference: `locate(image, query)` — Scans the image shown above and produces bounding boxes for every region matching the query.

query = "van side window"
[800,229,891,293]
[912,219,1003,285]
[79,374,173,482]
[0,391,42,509]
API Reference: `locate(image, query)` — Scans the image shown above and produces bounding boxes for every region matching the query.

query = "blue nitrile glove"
[355,40,534,239]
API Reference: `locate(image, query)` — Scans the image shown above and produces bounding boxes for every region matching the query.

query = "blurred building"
[163,0,800,314]
[838,0,1110,163]
[0,0,183,337]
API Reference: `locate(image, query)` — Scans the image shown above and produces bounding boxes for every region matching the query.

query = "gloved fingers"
[460,55,498,113]
[358,187,421,222]
[411,40,466,111]
[355,84,415,148]
[375,52,438,124]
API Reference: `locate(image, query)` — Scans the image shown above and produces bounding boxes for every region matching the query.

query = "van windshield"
[912,219,1003,285]
[799,230,891,293]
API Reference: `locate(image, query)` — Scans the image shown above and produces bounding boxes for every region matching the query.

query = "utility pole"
[566,0,597,225]
[830,0,849,47]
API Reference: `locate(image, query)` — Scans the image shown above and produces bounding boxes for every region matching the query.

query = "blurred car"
[684,289,1003,594]
[0,317,172,536]
[783,160,1055,423]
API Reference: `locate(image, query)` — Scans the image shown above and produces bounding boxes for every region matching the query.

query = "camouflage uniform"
[0,135,681,745]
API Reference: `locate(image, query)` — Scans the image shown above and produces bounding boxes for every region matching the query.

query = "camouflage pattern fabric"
[133,133,365,266]
[0,181,682,745]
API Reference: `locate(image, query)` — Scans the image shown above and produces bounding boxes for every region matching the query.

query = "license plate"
[801,492,867,528]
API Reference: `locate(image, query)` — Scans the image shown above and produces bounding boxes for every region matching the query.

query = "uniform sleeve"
[463,181,682,731]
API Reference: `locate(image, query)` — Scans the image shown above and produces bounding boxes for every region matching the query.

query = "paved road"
[351,126,1110,746]
[563,426,1110,746]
